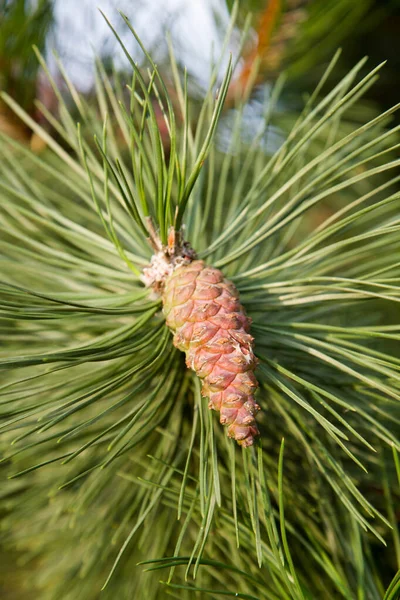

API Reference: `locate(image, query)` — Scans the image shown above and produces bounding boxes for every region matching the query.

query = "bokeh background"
[1,0,400,143]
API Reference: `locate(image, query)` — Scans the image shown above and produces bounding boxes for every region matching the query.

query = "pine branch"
[0,10,399,600]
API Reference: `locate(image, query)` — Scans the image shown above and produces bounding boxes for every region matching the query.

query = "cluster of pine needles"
[0,9,400,600]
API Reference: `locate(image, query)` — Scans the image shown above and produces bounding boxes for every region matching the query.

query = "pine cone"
[163,260,260,446]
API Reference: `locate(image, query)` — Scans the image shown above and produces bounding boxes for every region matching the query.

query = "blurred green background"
[1,0,399,135]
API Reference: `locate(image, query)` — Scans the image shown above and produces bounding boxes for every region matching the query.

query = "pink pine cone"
[162,260,260,447]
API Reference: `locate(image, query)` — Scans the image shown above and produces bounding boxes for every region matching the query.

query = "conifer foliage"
[0,7,400,600]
